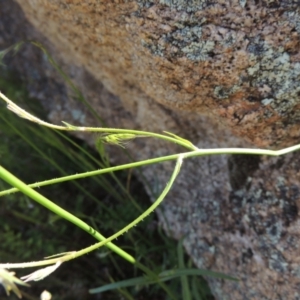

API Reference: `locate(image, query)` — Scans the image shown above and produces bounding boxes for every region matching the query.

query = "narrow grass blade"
[191,277,203,300]
[89,267,238,294]
[89,276,153,294]
[159,268,238,281]
[177,239,191,300]
[0,164,136,264]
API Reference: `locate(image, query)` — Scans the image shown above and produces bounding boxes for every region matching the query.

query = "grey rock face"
[2,0,300,298]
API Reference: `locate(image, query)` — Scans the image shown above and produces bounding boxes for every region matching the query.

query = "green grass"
[4,41,300,300]
[3,39,300,300]
[0,68,214,299]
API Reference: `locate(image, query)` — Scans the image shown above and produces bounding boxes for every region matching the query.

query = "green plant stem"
[0,91,197,150]
[0,164,135,264]
[2,144,300,198]
[0,158,183,299]
[0,114,116,213]
[54,130,144,212]
[0,157,182,266]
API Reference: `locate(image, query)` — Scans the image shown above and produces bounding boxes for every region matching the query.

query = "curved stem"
[0,91,197,151]
[0,156,183,269]
[1,144,300,198]
[0,158,183,300]
[0,164,135,264]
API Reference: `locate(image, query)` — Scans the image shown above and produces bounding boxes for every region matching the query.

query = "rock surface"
[2,0,300,299]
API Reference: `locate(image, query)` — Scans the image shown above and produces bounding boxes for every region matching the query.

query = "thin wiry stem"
[1,143,300,198]
[0,156,183,270]
[0,91,197,150]
[0,164,135,265]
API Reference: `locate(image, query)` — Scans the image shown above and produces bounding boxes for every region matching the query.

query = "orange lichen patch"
[137,1,300,147]
[287,124,300,138]
[214,98,285,147]
[15,0,300,150]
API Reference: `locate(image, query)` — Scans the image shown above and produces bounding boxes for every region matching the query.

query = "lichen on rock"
[138,0,209,12]
[247,41,300,117]
[4,0,300,299]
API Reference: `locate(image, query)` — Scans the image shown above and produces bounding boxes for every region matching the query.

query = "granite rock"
[2,1,300,298]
